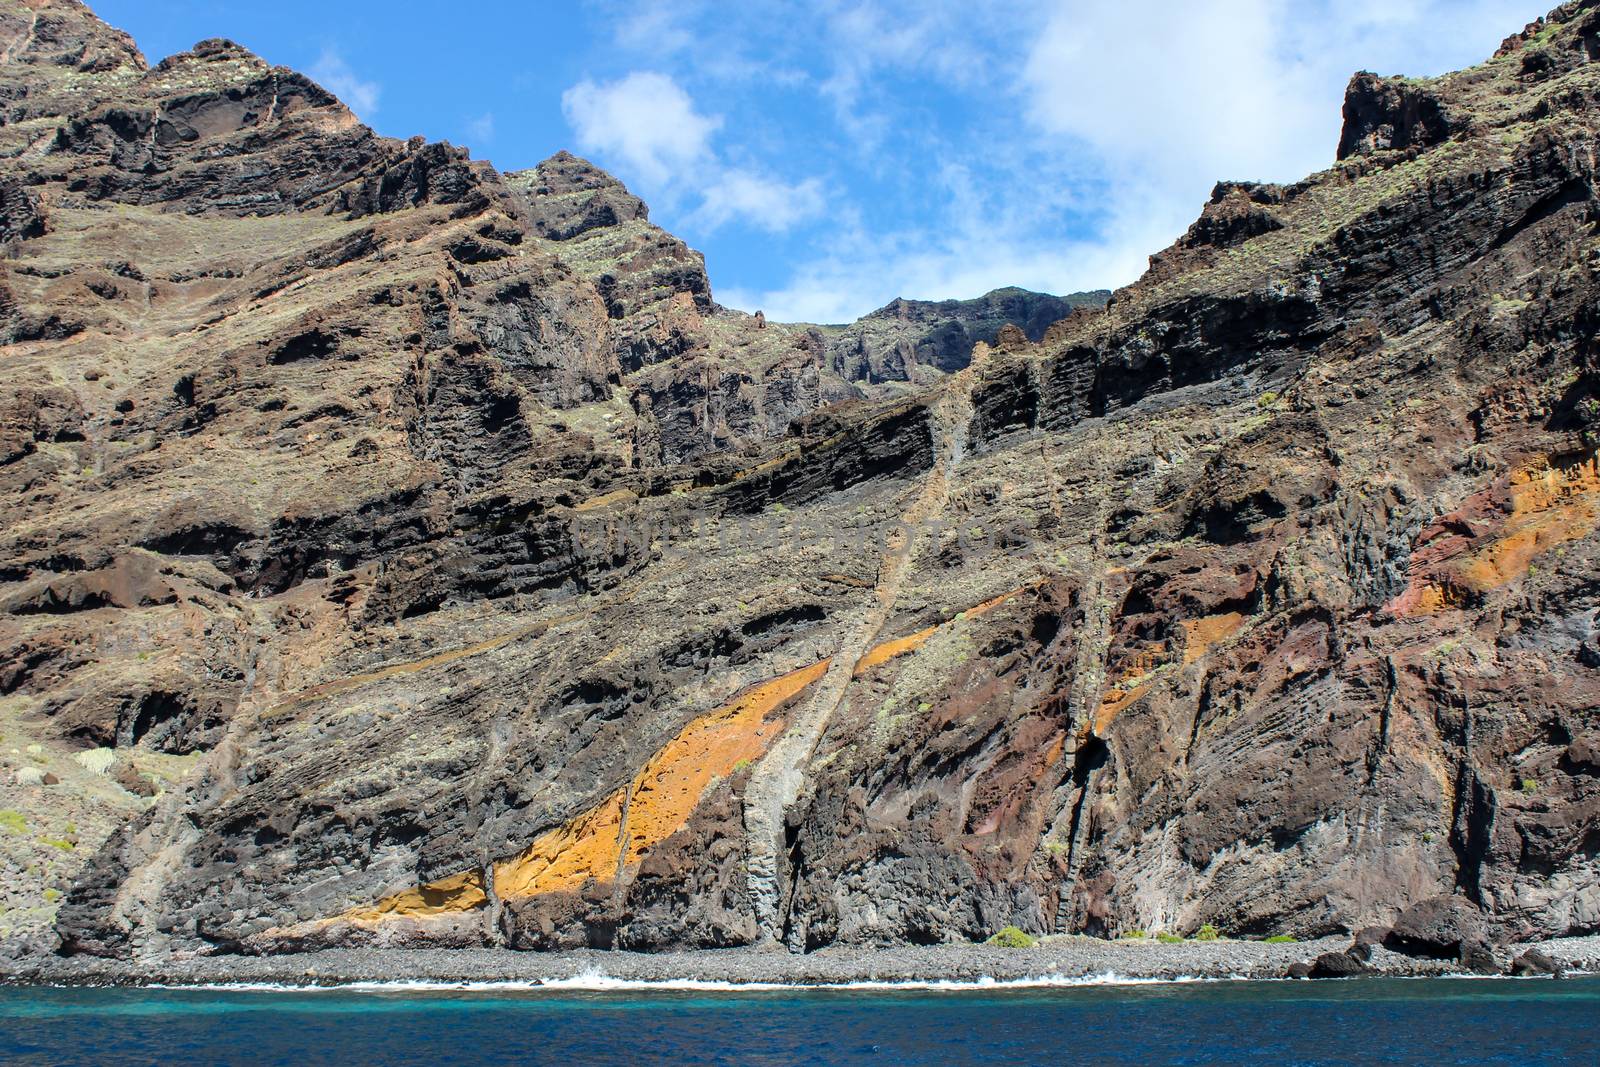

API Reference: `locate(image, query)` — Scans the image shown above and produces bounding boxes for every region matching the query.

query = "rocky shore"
[4,935,1598,989]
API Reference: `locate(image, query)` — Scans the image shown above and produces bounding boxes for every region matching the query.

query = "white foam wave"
[159,968,1252,994]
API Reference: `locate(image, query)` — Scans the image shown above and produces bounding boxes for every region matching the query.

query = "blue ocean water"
[0,976,1595,1066]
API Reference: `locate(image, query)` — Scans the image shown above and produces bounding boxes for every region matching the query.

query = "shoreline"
[6,935,1599,989]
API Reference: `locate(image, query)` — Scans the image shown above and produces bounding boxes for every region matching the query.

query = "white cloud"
[692,169,826,234]
[561,69,828,234]
[309,47,381,118]
[1012,0,1533,290]
[1021,0,1528,190]
[466,112,495,144]
[612,0,698,55]
[573,0,1537,323]
[562,71,721,186]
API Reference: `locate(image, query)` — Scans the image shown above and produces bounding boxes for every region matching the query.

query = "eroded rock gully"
[2,0,1600,959]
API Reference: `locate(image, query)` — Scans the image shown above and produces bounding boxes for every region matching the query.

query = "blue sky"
[93,0,1538,323]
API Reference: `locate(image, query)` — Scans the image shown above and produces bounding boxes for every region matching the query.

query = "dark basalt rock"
[1353,925,1392,948]
[1309,950,1371,978]
[1385,897,1488,959]
[1508,948,1564,977]
[517,150,649,241]
[1458,937,1501,975]
[1337,72,1461,159]
[0,177,46,244]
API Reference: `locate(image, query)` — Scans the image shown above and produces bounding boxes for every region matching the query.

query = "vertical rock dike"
[743,346,986,945]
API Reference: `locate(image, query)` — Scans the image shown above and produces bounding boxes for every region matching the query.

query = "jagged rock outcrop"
[1,0,1598,960]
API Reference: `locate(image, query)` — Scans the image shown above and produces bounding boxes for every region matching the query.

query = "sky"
[91,0,1539,324]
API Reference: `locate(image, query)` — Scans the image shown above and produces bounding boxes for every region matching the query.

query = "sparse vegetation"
[1264,935,1297,944]
[76,748,115,775]
[42,888,61,903]
[1155,932,1185,944]
[1257,391,1279,408]
[986,926,1037,949]
[0,810,25,833]
[1195,923,1220,941]
[1520,777,1538,794]
[1121,929,1147,939]
[40,837,75,851]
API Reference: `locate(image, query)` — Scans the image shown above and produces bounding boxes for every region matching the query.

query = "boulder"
[114,762,156,798]
[1309,951,1371,978]
[1286,961,1314,979]
[1385,896,1486,959]
[1347,940,1374,963]
[1353,925,1391,948]
[1458,937,1499,975]
[1508,949,1564,978]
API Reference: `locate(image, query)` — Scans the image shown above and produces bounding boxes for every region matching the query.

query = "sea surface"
[0,975,1595,1066]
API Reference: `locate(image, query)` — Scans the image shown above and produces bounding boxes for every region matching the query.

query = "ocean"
[0,975,1594,1065]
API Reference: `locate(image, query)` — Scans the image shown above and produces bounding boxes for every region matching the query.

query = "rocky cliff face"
[2,0,1598,959]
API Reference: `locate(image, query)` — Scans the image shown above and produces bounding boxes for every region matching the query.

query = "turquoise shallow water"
[1,977,1596,1066]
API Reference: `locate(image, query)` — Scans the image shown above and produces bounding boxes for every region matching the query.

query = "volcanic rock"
[0,0,1596,963]
[1308,950,1370,978]
[1386,897,1488,960]
[1508,947,1564,976]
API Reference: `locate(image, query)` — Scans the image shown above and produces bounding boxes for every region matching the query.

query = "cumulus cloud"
[1021,0,1527,191]
[309,47,381,118]
[562,70,826,233]
[693,169,826,234]
[583,0,1534,322]
[562,71,721,186]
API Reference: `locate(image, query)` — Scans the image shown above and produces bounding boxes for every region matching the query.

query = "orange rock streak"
[344,588,1031,921]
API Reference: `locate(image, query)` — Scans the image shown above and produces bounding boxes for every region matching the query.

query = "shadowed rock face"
[1,0,1598,959]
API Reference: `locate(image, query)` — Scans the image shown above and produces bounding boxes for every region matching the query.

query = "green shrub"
[40,837,75,851]
[1520,778,1538,794]
[1257,391,1279,408]
[1121,929,1147,939]
[42,888,61,903]
[1264,935,1296,944]
[986,926,1037,949]
[1195,923,1220,941]
[1155,932,1185,944]
[0,810,25,833]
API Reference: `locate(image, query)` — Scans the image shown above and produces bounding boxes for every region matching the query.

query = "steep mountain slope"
[0,0,1099,949]
[1,0,1598,959]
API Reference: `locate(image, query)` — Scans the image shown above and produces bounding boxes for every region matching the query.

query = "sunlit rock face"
[0,0,1597,959]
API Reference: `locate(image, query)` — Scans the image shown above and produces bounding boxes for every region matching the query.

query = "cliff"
[0,0,1596,959]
